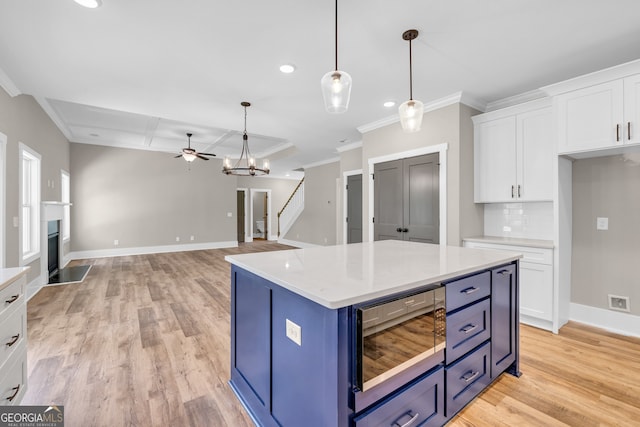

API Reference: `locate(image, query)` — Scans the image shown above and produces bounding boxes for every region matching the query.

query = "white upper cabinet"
[623,73,640,145]
[474,100,554,203]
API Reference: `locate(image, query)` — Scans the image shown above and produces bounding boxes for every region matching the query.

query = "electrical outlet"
[285,319,301,346]
[597,217,609,230]
[176,236,180,242]
[113,239,119,246]
[227,212,233,217]
[608,295,630,312]
[190,235,195,241]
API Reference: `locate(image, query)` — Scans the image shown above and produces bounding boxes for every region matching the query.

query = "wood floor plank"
[21,241,640,426]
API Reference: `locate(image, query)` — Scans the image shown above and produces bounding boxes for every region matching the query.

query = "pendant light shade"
[399,29,423,133]
[321,0,351,113]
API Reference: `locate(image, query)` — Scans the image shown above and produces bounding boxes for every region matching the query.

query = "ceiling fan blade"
[174,154,183,158]
[199,152,217,157]
[196,154,210,161]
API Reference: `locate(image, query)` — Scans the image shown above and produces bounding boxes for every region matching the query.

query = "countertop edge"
[226,254,521,309]
[0,267,30,291]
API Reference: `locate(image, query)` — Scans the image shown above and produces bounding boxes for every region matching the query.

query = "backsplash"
[483,202,554,240]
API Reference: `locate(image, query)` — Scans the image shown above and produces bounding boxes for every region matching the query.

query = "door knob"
[402,228,409,233]
[396,227,403,232]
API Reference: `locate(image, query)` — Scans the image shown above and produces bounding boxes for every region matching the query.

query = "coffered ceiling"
[1,1,640,177]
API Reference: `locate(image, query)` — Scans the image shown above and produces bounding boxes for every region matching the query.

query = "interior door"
[374,160,403,241]
[347,174,363,243]
[374,154,439,243]
[237,190,245,243]
[404,153,439,243]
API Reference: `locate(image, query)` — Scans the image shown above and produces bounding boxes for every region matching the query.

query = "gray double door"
[374,153,439,243]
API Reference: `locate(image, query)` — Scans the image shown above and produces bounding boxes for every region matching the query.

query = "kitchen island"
[225,240,521,427]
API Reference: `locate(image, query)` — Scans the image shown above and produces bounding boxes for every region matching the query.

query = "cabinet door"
[557,80,624,154]
[490,264,518,379]
[474,116,517,202]
[624,74,640,145]
[517,108,554,201]
[520,262,553,322]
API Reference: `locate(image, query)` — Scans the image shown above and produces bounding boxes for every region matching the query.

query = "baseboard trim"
[26,277,44,302]
[277,238,320,249]
[69,241,239,260]
[570,302,640,338]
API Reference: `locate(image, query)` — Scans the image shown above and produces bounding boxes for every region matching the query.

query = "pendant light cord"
[409,38,413,100]
[334,0,338,71]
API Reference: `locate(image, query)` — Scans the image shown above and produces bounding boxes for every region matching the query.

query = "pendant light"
[320,0,352,113]
[399,29,424,133]
[222,102,270,176]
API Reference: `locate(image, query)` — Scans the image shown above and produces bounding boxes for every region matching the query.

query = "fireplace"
[47,220,60,278]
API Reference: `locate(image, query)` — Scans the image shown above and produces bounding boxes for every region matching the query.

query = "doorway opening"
[250,189,271,240]
[237,189,246,243]
[343,170,363,244]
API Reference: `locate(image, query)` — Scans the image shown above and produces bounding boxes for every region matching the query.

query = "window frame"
[19,143,41,265]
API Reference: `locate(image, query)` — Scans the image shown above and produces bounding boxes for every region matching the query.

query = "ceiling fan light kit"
[321,0,352,114]
[399,29,424,133]
[222,102,270,176]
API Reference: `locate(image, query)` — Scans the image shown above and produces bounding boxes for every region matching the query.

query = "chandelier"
[222,102,270,176]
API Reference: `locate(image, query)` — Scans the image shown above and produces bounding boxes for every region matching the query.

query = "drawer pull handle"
[5,295,19,304]
[6,334,19,347]
[460,324,478,334]
[6,385,20,402]
[497,269,511,276]
[617,123,620,142]
[460,286,478,295]
[629,122,632,140]
[461,370,480,383]
[392,411,419,427]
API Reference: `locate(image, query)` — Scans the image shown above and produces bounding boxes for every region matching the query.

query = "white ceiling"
[2,0,640,178]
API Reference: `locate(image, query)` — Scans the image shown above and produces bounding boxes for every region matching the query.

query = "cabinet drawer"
[0,276,26,321]
[445,271,490,312]
[354,367,445,427]
[0,344,27,406]
[0,306,26,371]
[446,298,490,364]
[446,341,491,417]
[464,241,552,265]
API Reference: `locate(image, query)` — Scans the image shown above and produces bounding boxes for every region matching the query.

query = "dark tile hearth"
[48,265,91,285]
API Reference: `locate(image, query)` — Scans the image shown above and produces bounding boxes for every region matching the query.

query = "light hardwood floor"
[23,242,640,426]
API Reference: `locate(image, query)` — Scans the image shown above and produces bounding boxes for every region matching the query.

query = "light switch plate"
[286,319,302,346]
[596,217,608,230]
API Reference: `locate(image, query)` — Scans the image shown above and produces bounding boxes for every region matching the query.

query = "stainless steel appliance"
[355,286,446,392]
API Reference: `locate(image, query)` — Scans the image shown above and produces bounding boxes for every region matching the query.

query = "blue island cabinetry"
[226,241,520,427]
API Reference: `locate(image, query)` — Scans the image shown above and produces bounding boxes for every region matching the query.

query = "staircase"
[277,178,304,239]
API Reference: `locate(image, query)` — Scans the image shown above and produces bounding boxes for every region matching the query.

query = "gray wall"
[336,147,363,244]
[0,88,70,282]
[572,154,640,316]
[285,161,340,245]
[70,143,237,252]
[361,103,483,246]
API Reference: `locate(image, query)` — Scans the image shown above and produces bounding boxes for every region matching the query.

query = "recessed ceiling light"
[279,64,296,74]
[89,133,100,137]
[383,101,396,108]
[74,0,102,8]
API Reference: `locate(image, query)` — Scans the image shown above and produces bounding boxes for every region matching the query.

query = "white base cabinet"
[0,269,28,406]
[463,240,557,333]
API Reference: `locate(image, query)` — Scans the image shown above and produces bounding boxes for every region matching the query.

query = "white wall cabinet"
[473,100,554,203]
[556,74,640,154]
[463,240,557,333]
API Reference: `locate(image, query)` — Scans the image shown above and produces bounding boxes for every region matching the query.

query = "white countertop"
[463,236,554,249]
[0,267,29,291]
[225,240,522,309]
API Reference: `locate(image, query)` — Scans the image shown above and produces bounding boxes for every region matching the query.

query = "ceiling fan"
[175,132,216,162]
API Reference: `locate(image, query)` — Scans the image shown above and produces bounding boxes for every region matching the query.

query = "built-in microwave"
[355,285,446,393]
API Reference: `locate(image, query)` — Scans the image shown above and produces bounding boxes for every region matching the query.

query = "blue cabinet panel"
[232,268,271,408]
[491,264,518,378]
[271,286,346,427]
[446,298,490,364]
[446,271,491,312]
[354,367,446,427]
[446,341,491,417]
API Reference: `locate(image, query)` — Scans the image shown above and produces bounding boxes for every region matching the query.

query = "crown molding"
[335,140,362,153]
[542,58,640,96]
[302,156,340,170]
[0,66,21,97]
[484,89,548,112]
[35,97,73,140]
[356,91,487,134]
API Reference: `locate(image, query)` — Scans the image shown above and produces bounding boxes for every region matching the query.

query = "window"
[19,143,41,264]
[61,170,70,241]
